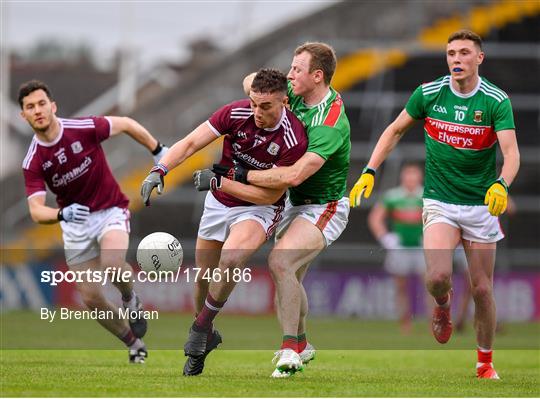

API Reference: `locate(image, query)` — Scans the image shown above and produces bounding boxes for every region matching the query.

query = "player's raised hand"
[152,142,169,165]
[349,167,376,208]
[212,163,249,184]
[193,169,222,192]
[484,178,508,216]
[141,164,167,206]
[59,203,90,224]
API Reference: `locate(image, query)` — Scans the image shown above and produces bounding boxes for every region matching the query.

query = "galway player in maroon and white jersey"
[141,68,307,376]
[19,80,168,364]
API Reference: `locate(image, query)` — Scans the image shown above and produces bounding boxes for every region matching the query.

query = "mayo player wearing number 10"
[349,30,520,379]
[20,80,168,363]
[141,68,308,376]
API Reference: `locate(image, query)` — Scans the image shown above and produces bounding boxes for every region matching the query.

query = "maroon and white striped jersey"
[206,99,307,207]
[22,117,129,211]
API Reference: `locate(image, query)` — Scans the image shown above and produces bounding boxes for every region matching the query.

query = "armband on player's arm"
[349,167,376,208]
[484,177,508,216]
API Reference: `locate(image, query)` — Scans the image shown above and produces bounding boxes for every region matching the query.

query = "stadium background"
[1,1,539,395]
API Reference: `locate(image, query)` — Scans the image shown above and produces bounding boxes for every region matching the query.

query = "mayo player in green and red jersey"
[368,162,425,335]
[349,30,519,379]
[221,42,351,377]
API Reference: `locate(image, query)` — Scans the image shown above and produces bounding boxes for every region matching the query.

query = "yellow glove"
[484,178,508,216]
[349,167,375,208]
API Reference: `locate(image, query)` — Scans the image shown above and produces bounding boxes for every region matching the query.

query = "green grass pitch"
[1,311,539,397]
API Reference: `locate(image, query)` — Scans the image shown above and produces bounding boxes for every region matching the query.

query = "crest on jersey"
[71,141,83,154]
[42,160,53,171]
[473,110,483,123]
[267,142,280,155]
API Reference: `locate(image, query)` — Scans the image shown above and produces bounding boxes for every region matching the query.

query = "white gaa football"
[137,232,183,272]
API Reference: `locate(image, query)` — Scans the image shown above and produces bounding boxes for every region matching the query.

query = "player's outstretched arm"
[349,109,416,207]
[367,108,416,173]
[140,123,218,206]
[245,152,325,190]
[484,129,520,216]
[159,123,218,171]
[108,116,168,163]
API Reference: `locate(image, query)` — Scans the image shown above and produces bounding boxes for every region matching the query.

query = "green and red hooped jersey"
[405,75,515,205]
[382,186,424,247]
[287,82,351,205]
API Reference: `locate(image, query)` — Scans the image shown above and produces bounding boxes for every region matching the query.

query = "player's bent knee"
[268,256,294,279]
[470,283,493,300]
[218,253,246,271]
[426,271,451,287]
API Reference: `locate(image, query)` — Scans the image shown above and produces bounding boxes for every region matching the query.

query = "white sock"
[478,346,492,352]
[435,293,451,308]
[476,362,493,368]
[129,338,144,351]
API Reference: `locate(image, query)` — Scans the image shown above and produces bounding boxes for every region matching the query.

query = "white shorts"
[423,199,504,243]
[384,248,426,276]
[276,197,350,247]
[197,192,283,242]
[61,206,130,266]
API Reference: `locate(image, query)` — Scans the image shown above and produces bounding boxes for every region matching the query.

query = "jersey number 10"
[454,110,465,121]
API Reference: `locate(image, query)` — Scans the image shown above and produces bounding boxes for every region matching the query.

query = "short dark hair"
[448,30,483,50]
[402,161,423,171]
[18,80,53,108]
[294,42,337,85]
[250,68,287,95]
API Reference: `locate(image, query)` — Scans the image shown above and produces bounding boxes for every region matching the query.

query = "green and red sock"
[297,333,307,353]
[281,335,298,352]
